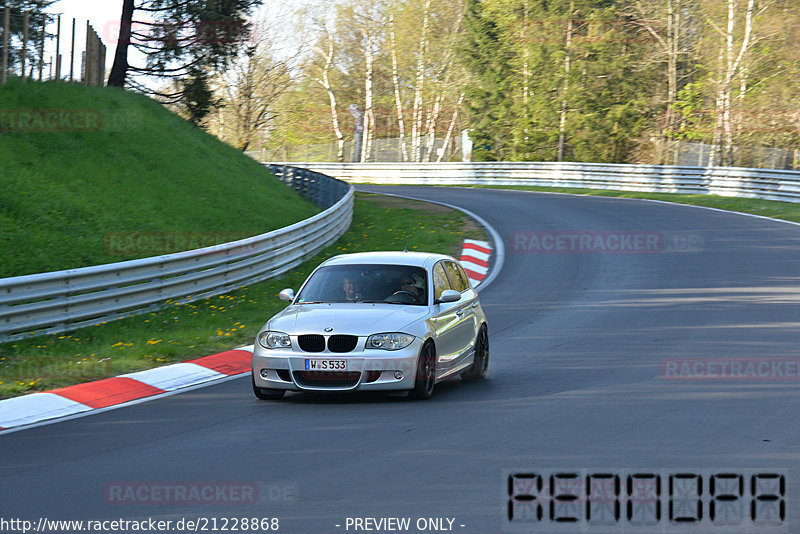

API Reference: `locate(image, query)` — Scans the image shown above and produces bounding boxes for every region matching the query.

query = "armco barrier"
[265,162,800,203]
[0,166,353,342]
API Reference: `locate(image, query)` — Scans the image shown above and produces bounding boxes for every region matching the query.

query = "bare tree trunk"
[389,14,409,162]
[423,92,442,161]
[316,32,344,162]
[108,0,135,87]
[522,0,530,105]
[362,31,375,162]
[711,0,755,167]
[557,0,574,162]
[721,0,736,166]
[665,0,679,135]
[437,91,464,162]
[411,0,432,162]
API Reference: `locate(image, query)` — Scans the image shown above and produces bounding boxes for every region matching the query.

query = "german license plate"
[304,359,347,371]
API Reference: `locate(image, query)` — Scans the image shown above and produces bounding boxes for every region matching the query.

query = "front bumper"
[252,337,424,392]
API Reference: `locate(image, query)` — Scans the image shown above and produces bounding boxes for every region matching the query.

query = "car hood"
[267,303,428,336]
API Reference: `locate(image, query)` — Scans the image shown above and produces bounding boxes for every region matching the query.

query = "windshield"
[296,264,428,305]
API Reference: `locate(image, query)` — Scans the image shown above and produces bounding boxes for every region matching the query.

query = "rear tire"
[461,324,489,381]
[410,341,436,400]
[252,373,285,400]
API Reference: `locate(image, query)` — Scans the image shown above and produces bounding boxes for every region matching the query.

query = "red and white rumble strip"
[460,239,492,287]
[0,347,254,431]
[0,239,494,432]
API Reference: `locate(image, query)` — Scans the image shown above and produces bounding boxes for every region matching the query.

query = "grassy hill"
[0,78,319,277]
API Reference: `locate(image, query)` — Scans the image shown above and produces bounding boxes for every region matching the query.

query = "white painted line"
[120,363,226,391]
[236,345,255,352]
[0,393,93,428]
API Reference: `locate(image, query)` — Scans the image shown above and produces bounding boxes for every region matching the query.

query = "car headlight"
[258,331,292,349]
[366,333,415,351]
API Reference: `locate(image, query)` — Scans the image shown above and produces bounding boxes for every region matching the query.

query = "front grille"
[276,369,291,382]
[328,335,358,353]
[293,371,361,388]
[298,334,325,353]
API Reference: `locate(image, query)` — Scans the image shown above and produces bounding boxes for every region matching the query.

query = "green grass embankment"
[0,78,319,277]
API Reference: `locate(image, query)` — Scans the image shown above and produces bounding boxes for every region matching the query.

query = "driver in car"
[399,273,425,303]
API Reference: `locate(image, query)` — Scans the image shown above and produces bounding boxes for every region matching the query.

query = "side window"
[456,263,473,289]
[444,261,468,293]
[433,262,451,300]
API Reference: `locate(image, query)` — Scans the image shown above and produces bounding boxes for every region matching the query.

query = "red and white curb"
[0,346,254,431]
[460,239,492,287]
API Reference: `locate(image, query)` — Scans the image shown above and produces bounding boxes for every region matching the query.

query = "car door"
[428,261,462,376]
[442,260,479,369]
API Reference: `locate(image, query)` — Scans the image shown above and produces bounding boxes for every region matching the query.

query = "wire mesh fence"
[658,140,799,170]
[246,135,465,163]
[250,137,797,170]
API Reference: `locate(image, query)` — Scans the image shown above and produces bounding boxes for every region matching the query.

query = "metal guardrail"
[0,166,353,342]
[269,161,800,204]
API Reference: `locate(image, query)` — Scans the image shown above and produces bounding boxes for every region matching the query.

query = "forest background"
[195,0,800,167]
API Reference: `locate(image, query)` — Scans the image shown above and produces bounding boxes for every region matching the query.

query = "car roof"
[321,251,457,269]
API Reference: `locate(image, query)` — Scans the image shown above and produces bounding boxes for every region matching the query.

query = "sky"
[44,0,127,77]
[42,0,297,80]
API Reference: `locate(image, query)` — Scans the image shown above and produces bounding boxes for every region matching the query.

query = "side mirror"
[437,289,461,304]
[278,288,295,302]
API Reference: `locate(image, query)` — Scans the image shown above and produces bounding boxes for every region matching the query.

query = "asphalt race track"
[2,186,800,534]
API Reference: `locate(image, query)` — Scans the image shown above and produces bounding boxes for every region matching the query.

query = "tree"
[108,0,262,122]
[210,17,295,150]
[460,0,659,162]
[314,25,345,161]
[706,0,757,166]
[181,67,217,125]
[461,0,512,160]
[663,0,798,167]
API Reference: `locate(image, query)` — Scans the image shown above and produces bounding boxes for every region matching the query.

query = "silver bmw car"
[251,251,489,400]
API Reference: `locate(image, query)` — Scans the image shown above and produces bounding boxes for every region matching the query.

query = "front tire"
[461,324,489,380]
[410,341,436,400]
[252,373,285,400]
